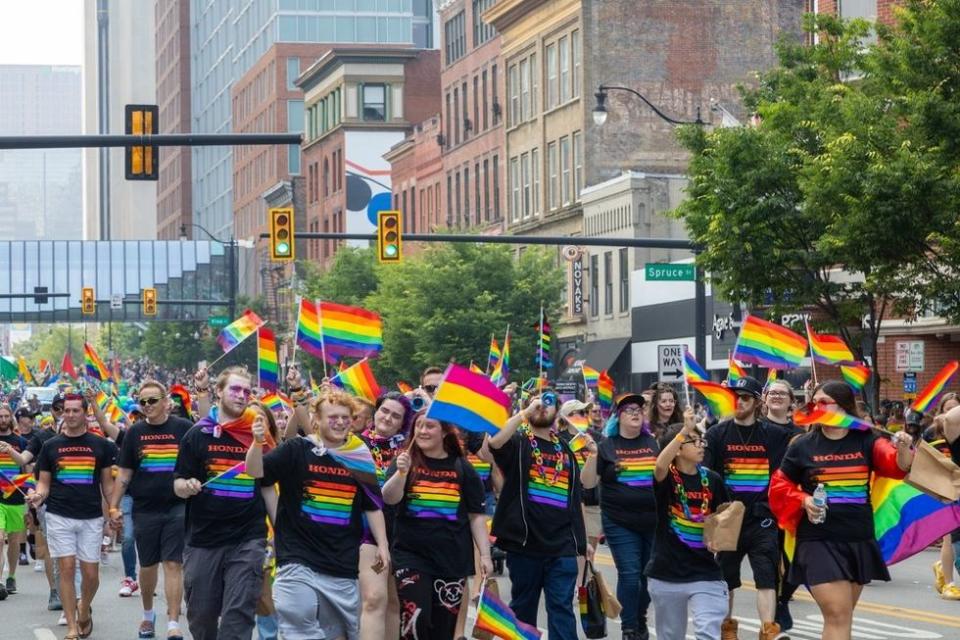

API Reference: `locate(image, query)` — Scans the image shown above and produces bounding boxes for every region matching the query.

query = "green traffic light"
[276,242,290,255]
[384,244,398,258]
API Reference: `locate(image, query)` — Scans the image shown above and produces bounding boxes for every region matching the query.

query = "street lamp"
[181,222,237,321]
[592,85,705,127]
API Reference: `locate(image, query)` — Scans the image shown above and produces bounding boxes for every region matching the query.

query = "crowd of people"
[0,359,957,640]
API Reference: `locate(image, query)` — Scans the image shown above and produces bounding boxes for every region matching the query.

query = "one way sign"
[658,344,685,382]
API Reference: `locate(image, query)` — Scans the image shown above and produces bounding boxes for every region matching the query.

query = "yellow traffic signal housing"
[81,287,96,315]
[269,208,295,262]
[143,288,158,316]
[125,104,158,180]
[377,210,402,263]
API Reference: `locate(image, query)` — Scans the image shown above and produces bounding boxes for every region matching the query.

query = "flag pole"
[317,299,329,379]
[682,347,693,408]
[207,330,257,370]
[290,297,302,368]
[200,460,246,488]
[538,305,544,382]
[804,319,819,385]
[485,333,494,375]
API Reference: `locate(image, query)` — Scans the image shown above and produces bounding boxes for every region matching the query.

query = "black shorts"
[718,517,780,590]
[133,503,186,567]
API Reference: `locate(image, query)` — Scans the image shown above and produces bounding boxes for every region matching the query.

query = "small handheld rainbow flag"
[683,350,710,384]
[565,413,590,433]
[83,343,111,381]
[469,362,485,375]
[793,407,872,431]
[597,370,614,415]
[0,472,36,499]
[96,390,125,424]
[396,381,413,394]
[474,588,542,640]
[690,380,737,419]
[581,365,599,387]
[727,357,746,384]
[766,368,778,384]
[331,359,381,403]
[733,315,807,370]
[319,301,383,363]
[258,328,279,392]
[216,309,265,353]
[490,330,511,387]
[295,299,325,359]
[426,364,512,435]
[261,392,292,414]
[487,336,501,373]
[805,321,856,365]
[534,309,552,371]
[911,361,959,414]
[841,362,871,391]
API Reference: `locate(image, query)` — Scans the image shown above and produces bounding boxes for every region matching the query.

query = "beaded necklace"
[670,463,712,520]
[363,429,404,481]
[522,424,565,484]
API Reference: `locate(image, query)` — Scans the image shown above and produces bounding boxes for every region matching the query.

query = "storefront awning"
[578,337,631,371]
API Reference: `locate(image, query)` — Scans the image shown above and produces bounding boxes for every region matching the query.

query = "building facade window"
[508,64,519,126]
[531,148,540,215]
[473,75,479,131]
[362,84,386,121]
[590,254,599,317]
[491,64,499,123]
[559,36,570,103]
[560,135,571,205]
[455,171,462,226]
[619,248,629,312]
[546,43,558,109]
[481,70,488,130]
[510,156,520,222]
[604,251,613,314]
[454,87,460,144]
[492,154,500,219]
[444,11,466,64]
[547,141,558,210]
[472,0,497,46]
[474,161,481,225]
[447,173,453,226]
[519,58,530,123]
[483,158,491,221]
[572,30,581,98]
[521,152,531,219]
[286,57,300,90]
[572,131,582,201]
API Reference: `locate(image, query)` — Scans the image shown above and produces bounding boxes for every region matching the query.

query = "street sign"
[110,294,123,311]
[895,340,924,371]
[903,372,917,399]
[208,315,229,329]
[658,344,685,382]
[645,263,695,281]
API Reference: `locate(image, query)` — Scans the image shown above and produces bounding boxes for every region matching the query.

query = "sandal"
[77,609,93,639]
[63,634,80,640]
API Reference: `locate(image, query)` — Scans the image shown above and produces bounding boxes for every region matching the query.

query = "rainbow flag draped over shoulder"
[690,380,737,419]
[490,331,510,387]
[426,364,512,436]
[597,370,614,414]
[805,321,856,365]
[258,327,279,392]
[326,433,383,508]
[873,476,960,565]
[216,310,265,353]
[727,357,746,384]
[475,588,542,640]
[318,301,383,363]
[331,359,381,402]
[487,336,501,373]
[841,362,871,391]
[683,350,709,384]
[911,361,959,414]
[296,299,325,359]
[83,343,110,381]
[733,315,807,370]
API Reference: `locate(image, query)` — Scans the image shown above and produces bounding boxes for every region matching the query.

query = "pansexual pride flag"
[407,476,461,520]
[475,589,542,640]
[690,380,737,419]
[426,364,511,436]
[727,357,746,384]
[841,362,871,391]
[216,310,265,353]
[733,315,807,370]
[331,359,381,402]
[911,360,959,414]
[682,351,709,384]
[805,321,856,365]
[793,407,872,431]
[84,342,110,381]
[258,328,279,392]
[318,301,383,363]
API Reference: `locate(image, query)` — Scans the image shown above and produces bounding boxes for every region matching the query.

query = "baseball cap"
[614,392,646,412]
[14,407,38,420]
[559,399,593,418]
[730,376,764,399]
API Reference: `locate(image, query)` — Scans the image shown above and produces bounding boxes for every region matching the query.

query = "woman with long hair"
[769,380,914,640]
[927,392,960,599]
[382,416,492,639]
[358,391,414,640]
[649,385,683,437]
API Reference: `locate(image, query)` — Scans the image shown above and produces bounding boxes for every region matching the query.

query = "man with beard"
[704,377,795,640]
[173,367,268,640]
[28,394,117,640]
[0,404,29,599]
[487,389,586,640]
[110,380,193,639]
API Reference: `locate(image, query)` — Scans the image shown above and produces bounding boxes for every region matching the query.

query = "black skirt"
[789,539,891,587]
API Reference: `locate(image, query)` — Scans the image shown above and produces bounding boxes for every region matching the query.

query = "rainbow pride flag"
[83,342,110,381]
[96,391,125,423]
[841,362,871,391]
[261,392,292,414]
[326,433,383,508]
[258,327,279,392]
[318,301,383,363]
[396,381,413,394]
[487,336,501,373]
[683,350,710,384]
[911,360,959,414]
[469,362,485,375]
[331,359,381,402]
[565,413,589,433]
[766,368,778,384]
[733,315,807,370]
[727,357,746,384]
[426,364,512,436]
[534,311,552,370]
[0,471,35,499]
[475,588,542,640]
[874,476,960,565]
[806,321,856,365]
[690,380,737,419]
[490,330,510,387]
[216,309,265,353]
[581,365,599,387]
[597,370,614,414]
[793,407,872,431]
[296,299,325,359]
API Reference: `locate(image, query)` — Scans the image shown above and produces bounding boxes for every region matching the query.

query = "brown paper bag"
[593,567,622,619]
[704,501,745,551]
[905,440,960,504]
[472,578,500,640]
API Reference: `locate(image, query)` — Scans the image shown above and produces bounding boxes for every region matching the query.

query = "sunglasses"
[805,399,837,412]
[422,385,438,393]
[139,397,163,406]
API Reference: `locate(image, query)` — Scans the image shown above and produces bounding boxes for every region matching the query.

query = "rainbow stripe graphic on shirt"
[301,478,357,526]
[466,453,491,484]
[669,503,707,549]
[527,455,570,509]
[814,464,869,504]
[407,478,461,520]
[205,457,255,499]
[616,452,656,488]
[56,455,96,485]
[140,444,178,473]
[724,457,770,493]
[0,450,21,479]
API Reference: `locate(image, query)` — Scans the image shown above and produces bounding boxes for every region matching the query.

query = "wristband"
[108,508,121,517]
[673,433,684,443]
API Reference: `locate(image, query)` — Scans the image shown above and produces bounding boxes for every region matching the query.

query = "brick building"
[814,0,900,25]
[383,115,444,237]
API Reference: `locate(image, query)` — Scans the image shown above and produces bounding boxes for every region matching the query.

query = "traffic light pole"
[0,133,302,150]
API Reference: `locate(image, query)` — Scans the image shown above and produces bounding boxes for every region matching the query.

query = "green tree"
[300,247,379,307]
[11,326,84,370]
[672,13,960,407]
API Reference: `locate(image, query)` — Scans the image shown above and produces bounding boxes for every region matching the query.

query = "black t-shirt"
[0,432,29,506]
[779,429,879,543]
[389,455,485,577]
[36,432,116,519]
[262,437,379,579]
[27,428,57,459]
[645,466,728,583]
[490,431,583,557]
[118,417,193,513]
[460,430,493,493]
[173,425,266,548]
[596,434,659,532]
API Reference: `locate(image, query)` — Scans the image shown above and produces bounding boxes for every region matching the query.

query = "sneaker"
[775,601,793,631]
[17,552,27,566]
[57,611,67,626]
[119,577,137,597]
[138,617,156,639]
[5,577,15,594]
[934,560,946,594]
[48,589,62,611]
[942,583,960,600]
[33,560,43,573]
[0,585,6,601]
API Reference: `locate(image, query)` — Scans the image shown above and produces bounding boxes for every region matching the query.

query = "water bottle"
[812,483,827,524]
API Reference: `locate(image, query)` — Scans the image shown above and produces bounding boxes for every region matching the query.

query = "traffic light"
[142,288,158,316]
[81,287,96,315]
[269,208,295,262]
[377,210,402,263]
[125,104,158,180]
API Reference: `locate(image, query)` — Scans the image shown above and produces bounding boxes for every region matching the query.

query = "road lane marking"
[33,630,57,640]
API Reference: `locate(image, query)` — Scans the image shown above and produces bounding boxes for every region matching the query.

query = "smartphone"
[198,360,208,371]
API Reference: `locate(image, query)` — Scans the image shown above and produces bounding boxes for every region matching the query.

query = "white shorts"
[45,512,104,564]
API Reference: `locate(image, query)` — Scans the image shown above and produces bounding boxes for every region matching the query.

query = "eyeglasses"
[139,396,163,406]
[682,438,706,447]
[735,394,755,402]
[422,385,438,394]
[326,415,352,425]
[807,399,837,411]
[227,385,252,398]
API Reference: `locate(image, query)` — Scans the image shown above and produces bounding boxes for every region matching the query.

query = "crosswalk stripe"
[33,630,57,640]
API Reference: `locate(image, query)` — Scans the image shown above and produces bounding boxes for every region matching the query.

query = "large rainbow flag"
[295,299,325,359]
[474,588,542,640]
[805,321,856,365]
[690,379,737,419]
[331,359,381,402]
[682,350,710,384]
[318,301,383,363]
[733,315,807,370]
[911,361,959,414]
[257,327,279,392]
[426,364,512,436]
[216,310,265,353]
[83,342,111,381]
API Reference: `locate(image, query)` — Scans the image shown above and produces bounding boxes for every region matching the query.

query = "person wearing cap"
[581,393,659,640]
[14,407,37,440]
[487,388,587,640]
[558,399,602,577]
[0,403,30,600]
[704,376,796,640]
